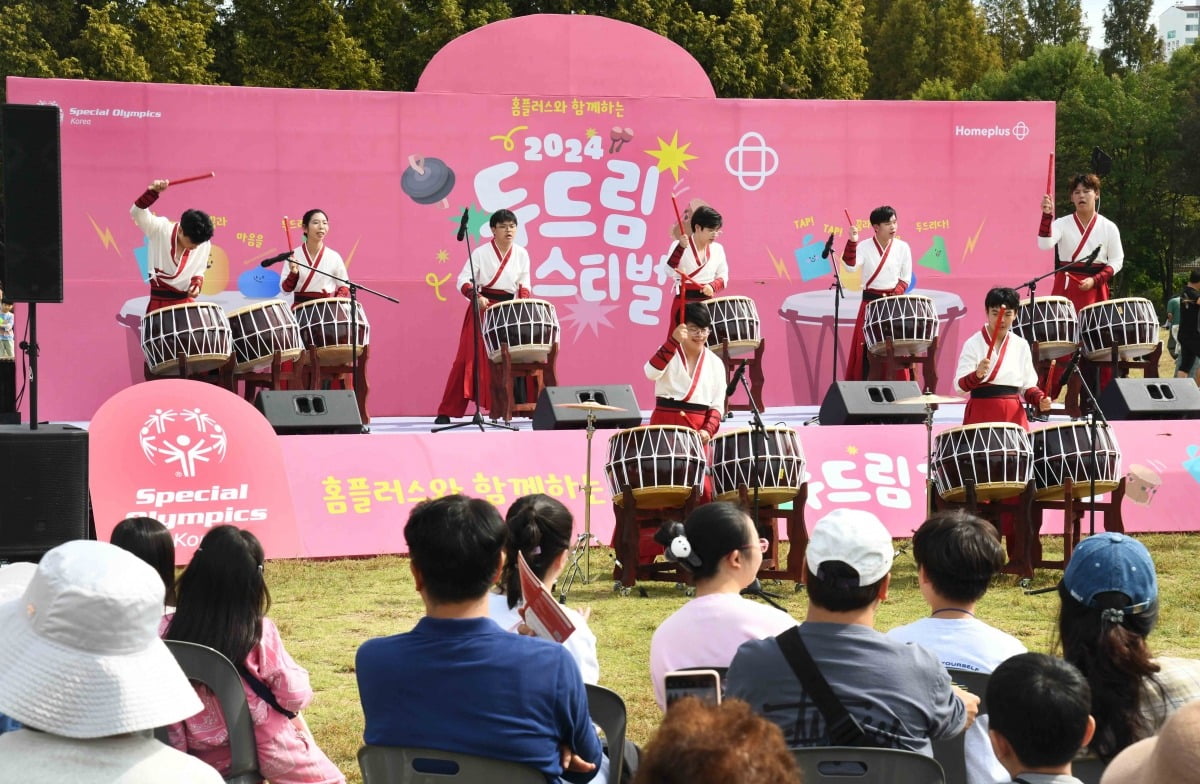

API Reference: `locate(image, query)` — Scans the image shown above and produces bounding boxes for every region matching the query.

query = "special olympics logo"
[1012,121,1029,140]
[725,132,779,191]
[139,408,228,478]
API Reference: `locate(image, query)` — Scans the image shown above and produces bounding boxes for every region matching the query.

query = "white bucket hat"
[0,561,36,601]
[0,540,202,738]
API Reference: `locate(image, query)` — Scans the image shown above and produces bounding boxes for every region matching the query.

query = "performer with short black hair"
[645,302,726,444]
[130,180,214,313]
[665,205,727,331]
[841,205,912,381]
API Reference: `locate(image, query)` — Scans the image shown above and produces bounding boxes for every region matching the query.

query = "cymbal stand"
[923,398,935,519]
[558,408,599,602]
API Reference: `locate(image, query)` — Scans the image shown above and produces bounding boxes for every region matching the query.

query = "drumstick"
[283,216,294,252]
[1045,153,1054,195]
[165,172,215,186]
[986,305,1007,360]
[843,209,854,227]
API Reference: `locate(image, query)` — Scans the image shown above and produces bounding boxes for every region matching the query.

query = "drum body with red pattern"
[864,294,938,357]
[604,425,706,508]
[293,297,370,366]
[931,423,1032,502]
[226,299,303,372]
[141,302,232,376]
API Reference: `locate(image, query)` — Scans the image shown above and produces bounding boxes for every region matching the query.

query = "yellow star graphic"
[585,128,597,138]
[846,445,859,455]
[645,131,698,181]
[436,249,449,263]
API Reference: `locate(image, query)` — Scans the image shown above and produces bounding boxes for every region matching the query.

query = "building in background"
[1159,3,1199,56]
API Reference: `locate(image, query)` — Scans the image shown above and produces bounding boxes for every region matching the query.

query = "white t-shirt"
[486,592,600,685]
[887,616,1027,784]
[649,592,797,709]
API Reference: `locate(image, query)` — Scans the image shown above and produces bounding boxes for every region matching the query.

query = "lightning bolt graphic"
[766,246,791,281]
[87,214,121,255]
[961,219,985,264]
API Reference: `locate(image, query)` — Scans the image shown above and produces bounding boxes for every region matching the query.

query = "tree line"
[1,0,1197,303]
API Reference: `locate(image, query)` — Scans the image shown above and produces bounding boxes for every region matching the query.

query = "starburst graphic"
[436,249,449,263]
[645,131,698,181]
[559,298,620,341]
[585,128,597,138]
[88,214,120,255]
[846,445,859,455]
[961,219,986,264]
[450,204,491,242]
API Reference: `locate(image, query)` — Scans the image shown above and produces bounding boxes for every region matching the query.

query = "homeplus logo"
[954,121,1029,140]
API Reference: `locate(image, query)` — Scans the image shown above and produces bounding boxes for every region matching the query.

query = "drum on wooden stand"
[482,299,559,363]
[931,423,1032,502]
[1012,296,1078,360]
[864,294,939,356]
[1077,297,1158,361]
[703,296,761,357]
[1030,421,1121,500]
[293,297,370,366]
[709,427,805,505]
[604,425,706,508]
[141,302,232,376]
[226,299,303,372]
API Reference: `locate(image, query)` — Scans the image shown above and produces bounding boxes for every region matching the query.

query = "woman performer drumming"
[130,180,214,313]
[280,209,349,306]
[841,206,912,381]
[434,209,531,424]
[665,206,728,332]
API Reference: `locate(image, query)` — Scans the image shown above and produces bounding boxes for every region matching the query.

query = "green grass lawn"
[266,532,1200,783]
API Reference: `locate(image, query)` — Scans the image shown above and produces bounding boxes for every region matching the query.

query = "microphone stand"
[434,226,517,433]
[282,255,397,433]
[1062,355,1108,537]
[737,359,766,529]
[1013,266,1061,420]
[803,243,843,427]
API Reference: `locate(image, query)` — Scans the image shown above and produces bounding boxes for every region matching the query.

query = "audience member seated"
[1058,532,1200,762]
[725,508,978,752]
[163,525,345,784]
[489,493,599,684]
[1101,699,1200,784]
[987,653,1096,784]
[888,510,1027,783]
[0,562,37,736]
[649,502,796,710]
[0,541,223,783]
[111,515,177,609]
[356,494,603,783]
[632,697,802,784]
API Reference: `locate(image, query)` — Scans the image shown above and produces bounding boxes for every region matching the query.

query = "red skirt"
[436,303,491,418]
[962,394,1029,429]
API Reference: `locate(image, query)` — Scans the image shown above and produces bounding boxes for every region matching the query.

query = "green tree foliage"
[980,0,1032,66]
[132,0,218,84]
[1026,0,1086,48]
[0,3,84,102]
[1100,0,1162,75]
[72,2,152,83]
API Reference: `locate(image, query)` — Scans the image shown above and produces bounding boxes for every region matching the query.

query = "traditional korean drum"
[1030,422,1122,500]
[1077,297,1158,361]
[931,423,1032,502]
[709,426,805,505]
[293,297,370,366]
[703,296,761,357]
[483,298,559,364]
[141,302,232,376]
[226,299,303,372]
[604,425,706,508]
[863,294,939,357]
[1012,295,1078,360]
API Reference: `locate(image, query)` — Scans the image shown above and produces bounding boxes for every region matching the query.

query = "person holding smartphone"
[648,503,796,710]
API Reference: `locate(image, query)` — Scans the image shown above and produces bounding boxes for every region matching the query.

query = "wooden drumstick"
[165,172,215,186]
[283,216,294,252]
[843,209,854,228]
[986,305,1007,360]
[1045,153,1054,196]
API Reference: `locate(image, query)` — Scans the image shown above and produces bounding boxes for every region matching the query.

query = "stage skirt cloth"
[436,289,514,418]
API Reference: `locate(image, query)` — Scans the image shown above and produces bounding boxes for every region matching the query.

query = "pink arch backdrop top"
[7,14,1053,421]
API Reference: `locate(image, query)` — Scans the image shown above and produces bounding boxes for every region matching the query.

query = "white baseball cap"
[806,508,894,586]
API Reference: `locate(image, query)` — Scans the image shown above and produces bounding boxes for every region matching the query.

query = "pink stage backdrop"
[7,14,1054,421]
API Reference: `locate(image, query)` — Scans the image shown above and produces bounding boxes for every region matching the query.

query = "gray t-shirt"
[725,621,966,754]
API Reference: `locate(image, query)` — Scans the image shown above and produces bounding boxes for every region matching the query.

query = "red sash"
[299,244,327,292]
[481,241,514,289]
[1070,213,1097,262]
[679,348,707,403]
[981,327,1012,384]
[154,225,191,285]
[862,238,893,291]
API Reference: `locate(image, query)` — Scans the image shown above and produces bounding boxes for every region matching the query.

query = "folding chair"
[357,745,545,783]
[586,683,627,784]
[931,668,990,784]
[790,746,945,784]
[161,640,263,784]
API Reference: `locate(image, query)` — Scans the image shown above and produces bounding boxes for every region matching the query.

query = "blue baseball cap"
[1063,533,1158,614]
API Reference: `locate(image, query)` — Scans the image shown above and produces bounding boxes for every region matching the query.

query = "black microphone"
[456,207,470,241]
[820,232,836,259]
[1060,346,1082,381]
[725,359,748,398]
[260,251,294,267]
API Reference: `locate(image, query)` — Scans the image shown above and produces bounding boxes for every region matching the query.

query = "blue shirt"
[356,615,602,783]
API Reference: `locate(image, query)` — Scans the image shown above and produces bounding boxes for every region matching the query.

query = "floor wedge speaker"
[254,390,363,434]
[532,385,643,430]
[819,381,927,425]
[1097,378,1200,420]
[0,424,89,560]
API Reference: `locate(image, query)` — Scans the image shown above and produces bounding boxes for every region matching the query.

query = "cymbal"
[893,393,962,406]
[555,401,627,412]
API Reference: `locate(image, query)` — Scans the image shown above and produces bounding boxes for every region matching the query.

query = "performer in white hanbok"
[841,205,912,380]
[280,209,350,306]
[130,180,214,313]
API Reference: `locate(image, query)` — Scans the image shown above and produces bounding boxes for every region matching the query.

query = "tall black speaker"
[1097,378,1200,420]
[254,390,363,434]
[0,425,89,560]
[532,384,643,430]
[818,381,927,425]
[1,104,64,303]
[0,360,17,425]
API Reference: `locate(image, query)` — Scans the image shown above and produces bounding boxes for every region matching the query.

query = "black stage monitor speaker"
[0,425,89,560]
[532,384,643,430]
[819,381,927,425]
[254,390,363,434]
[1097,378,1200,420]
[1,104,64,303]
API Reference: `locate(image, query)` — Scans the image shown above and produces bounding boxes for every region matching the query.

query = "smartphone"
[664,669,722,706]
